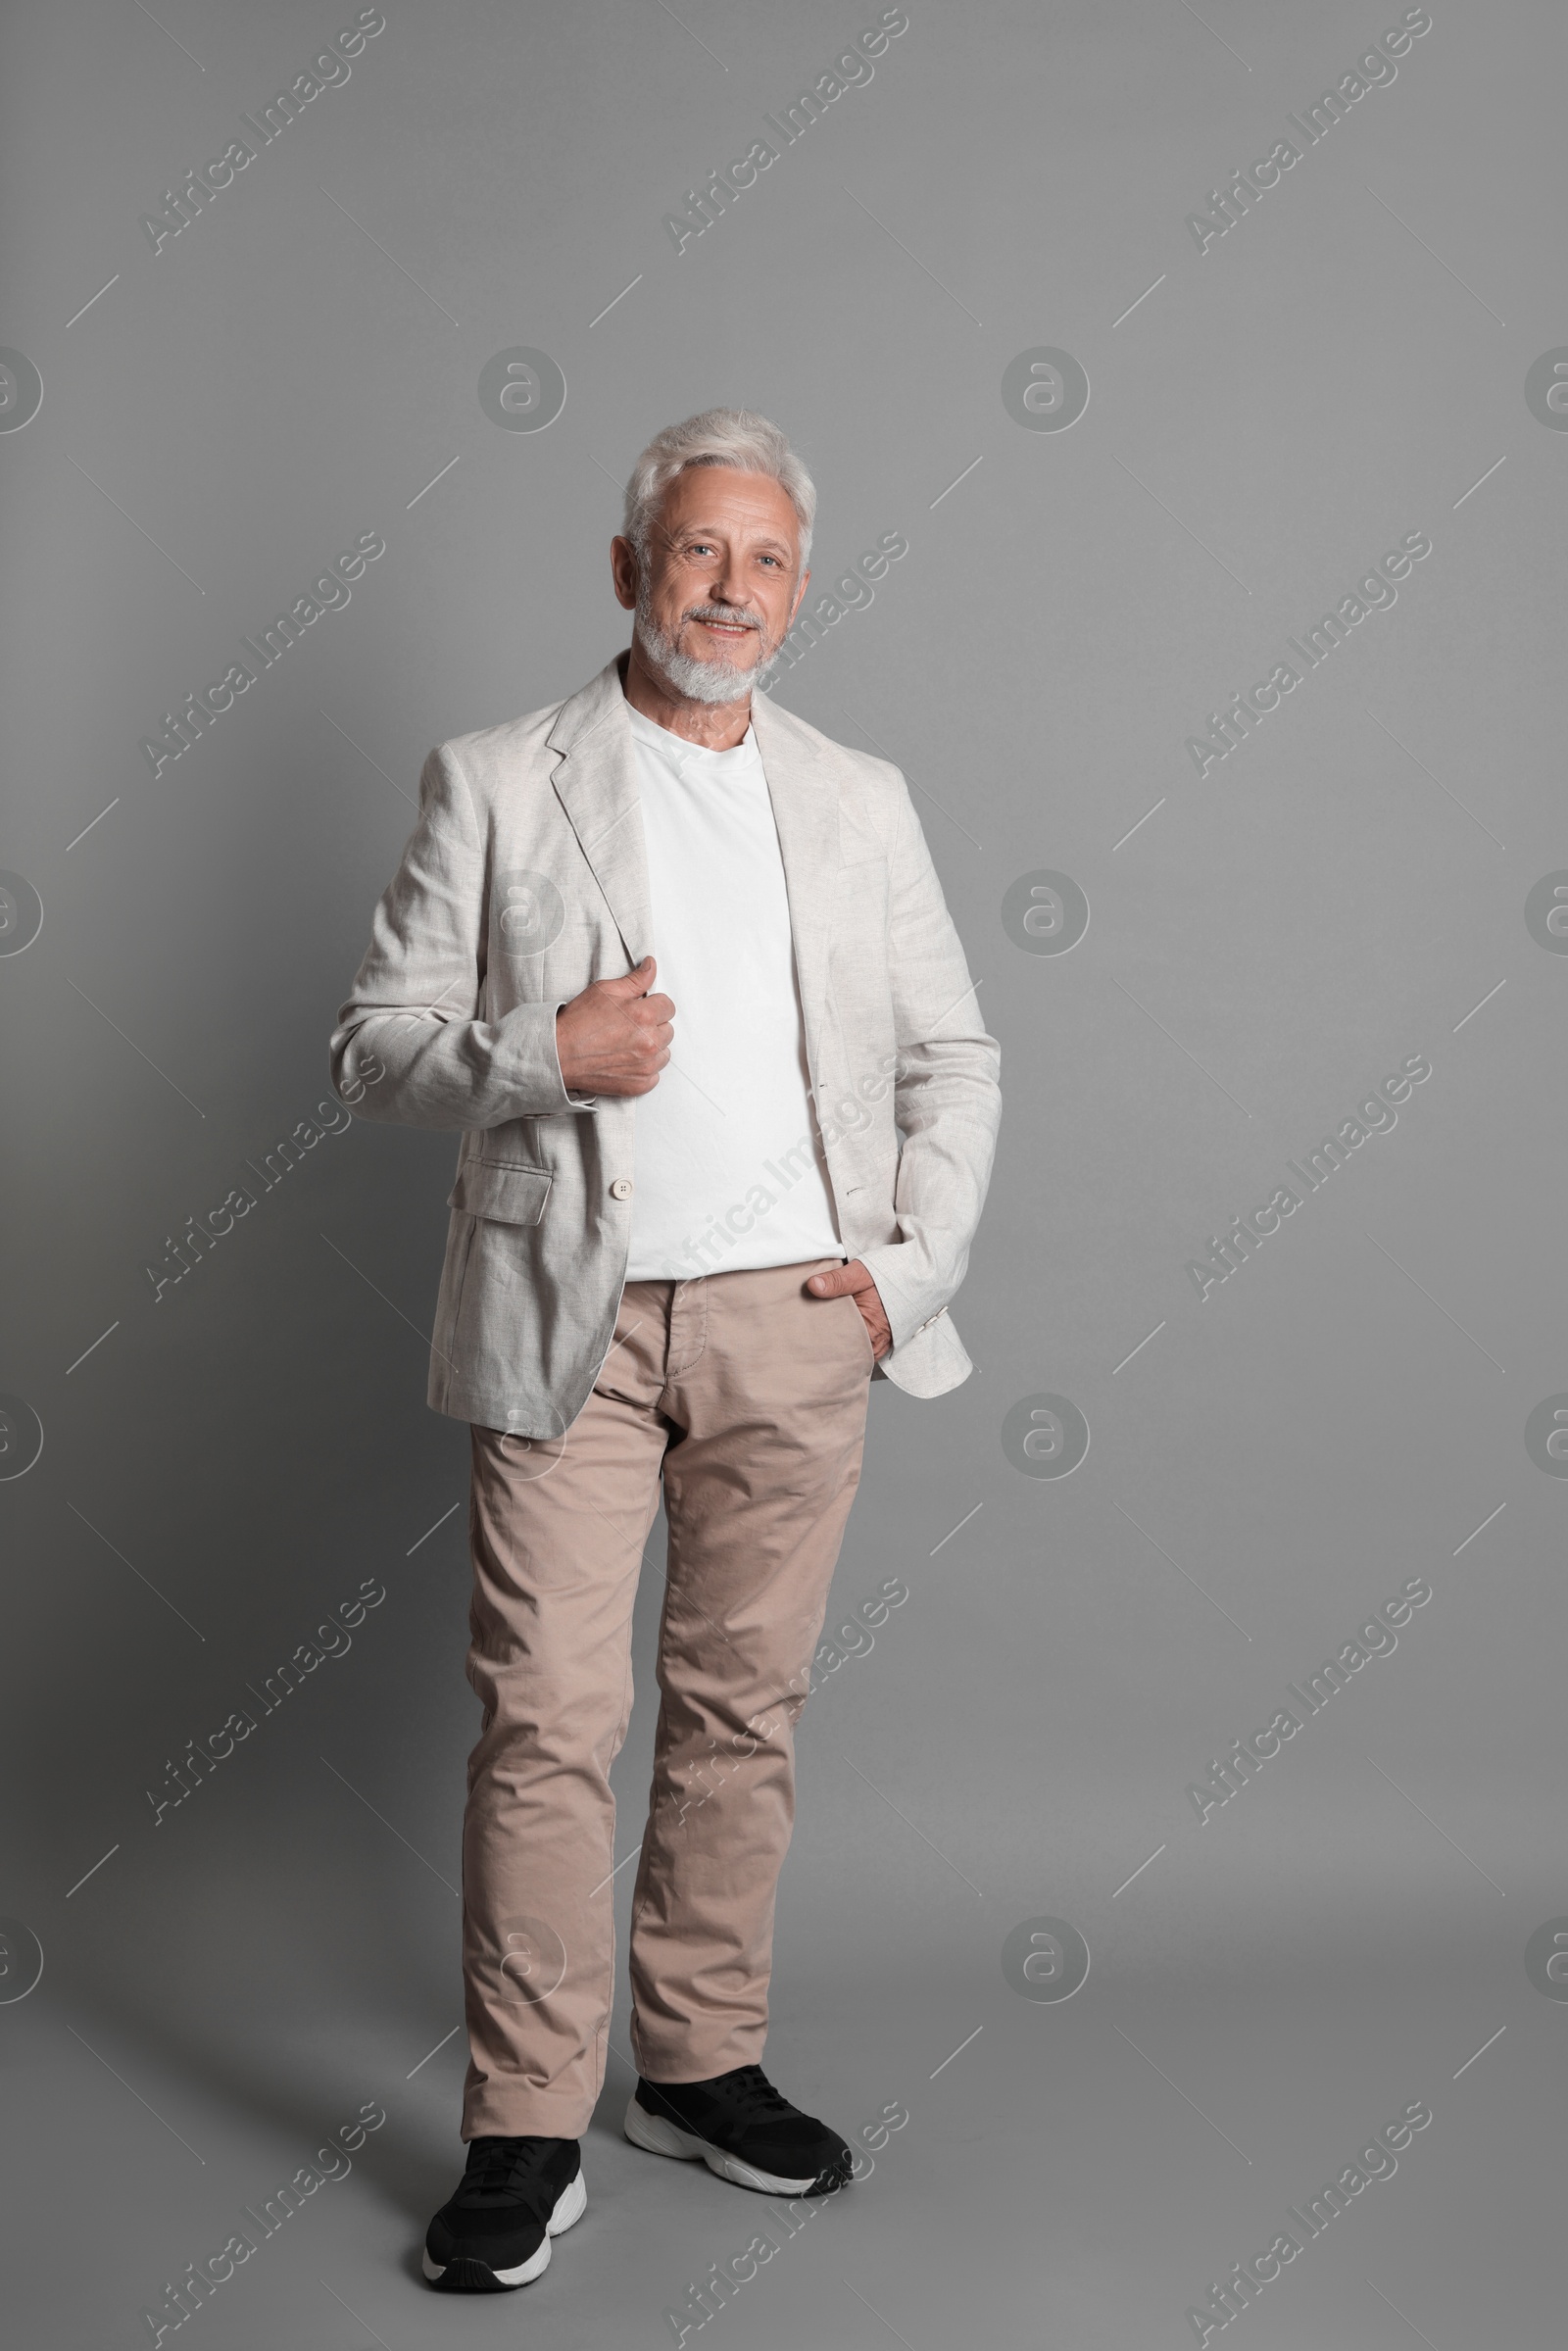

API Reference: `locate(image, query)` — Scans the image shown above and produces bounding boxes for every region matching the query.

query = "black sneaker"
[421,2135,585,2291]
[624,2065,853,2196]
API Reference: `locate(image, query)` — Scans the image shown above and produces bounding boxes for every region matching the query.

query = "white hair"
[622,408,815,572]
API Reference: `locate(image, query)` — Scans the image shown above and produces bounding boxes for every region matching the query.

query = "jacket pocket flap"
[448,1158,553,1225]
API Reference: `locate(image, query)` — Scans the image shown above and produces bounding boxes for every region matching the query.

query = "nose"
[705,549,750,608]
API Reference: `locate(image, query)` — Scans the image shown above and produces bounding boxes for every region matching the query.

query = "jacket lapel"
[750,689,840,1057]
[546,657,654,966]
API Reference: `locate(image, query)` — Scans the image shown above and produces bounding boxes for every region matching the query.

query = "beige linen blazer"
[329,655,1001,1435]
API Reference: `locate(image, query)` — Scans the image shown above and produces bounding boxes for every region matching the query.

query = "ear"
[611,534,639,612]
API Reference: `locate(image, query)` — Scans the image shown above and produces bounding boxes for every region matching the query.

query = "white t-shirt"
[622,699,843,1281]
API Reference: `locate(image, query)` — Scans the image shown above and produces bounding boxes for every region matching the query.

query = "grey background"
[2,1,1564,2342]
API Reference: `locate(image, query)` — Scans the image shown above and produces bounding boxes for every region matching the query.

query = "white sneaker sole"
[421,2165,587,2287]
[622,2095,821,2196]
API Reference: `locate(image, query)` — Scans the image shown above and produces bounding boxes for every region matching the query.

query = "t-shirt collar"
[624,695,760,769]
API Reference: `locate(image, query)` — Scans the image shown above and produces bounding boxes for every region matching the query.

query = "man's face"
[612,466,809,703]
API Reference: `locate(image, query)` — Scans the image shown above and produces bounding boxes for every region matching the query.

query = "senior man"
[330,408,1000,2294]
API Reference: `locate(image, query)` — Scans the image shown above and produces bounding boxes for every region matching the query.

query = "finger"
[806,1265,852,1296]
[605,956,657,995]
[830,1257,874,1294]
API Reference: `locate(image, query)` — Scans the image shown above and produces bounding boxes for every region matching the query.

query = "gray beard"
[634,585,785,704]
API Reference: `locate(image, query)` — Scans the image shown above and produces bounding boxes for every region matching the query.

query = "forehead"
[655,465,800,548]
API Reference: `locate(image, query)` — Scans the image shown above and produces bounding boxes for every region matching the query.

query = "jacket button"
[610,1178,633,1200]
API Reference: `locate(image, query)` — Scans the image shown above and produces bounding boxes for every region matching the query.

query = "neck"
[621,638,755,751]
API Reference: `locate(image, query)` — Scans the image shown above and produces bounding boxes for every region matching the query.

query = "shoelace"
[464,2135,559,2199]
[717,2066,796,2121]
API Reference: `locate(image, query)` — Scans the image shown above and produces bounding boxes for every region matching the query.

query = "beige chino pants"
[459,1255,874,2140]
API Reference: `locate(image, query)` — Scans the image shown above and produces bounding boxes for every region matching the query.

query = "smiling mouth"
[689,614,759,641]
